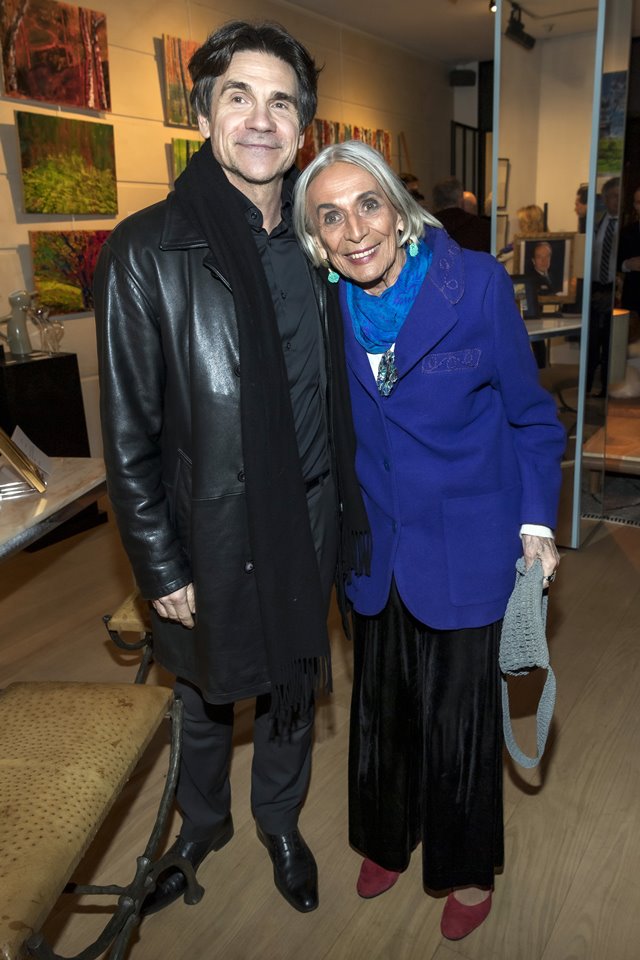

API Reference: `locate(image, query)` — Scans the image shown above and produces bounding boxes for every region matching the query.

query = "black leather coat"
[94,193,334,703]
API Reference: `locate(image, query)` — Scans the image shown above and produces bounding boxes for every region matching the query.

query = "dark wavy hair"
[189,21,320,129]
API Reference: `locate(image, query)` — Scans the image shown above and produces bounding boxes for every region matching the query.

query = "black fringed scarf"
[173,142,370,726]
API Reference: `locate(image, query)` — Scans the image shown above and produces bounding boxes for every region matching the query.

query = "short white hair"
[293,140,441,267]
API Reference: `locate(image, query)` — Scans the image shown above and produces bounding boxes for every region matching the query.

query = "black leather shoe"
[142,815,233,916]
[257,824,318,912]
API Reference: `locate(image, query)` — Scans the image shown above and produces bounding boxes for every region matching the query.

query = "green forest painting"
[171,137,200,181]
[17,110,117,214]
[30,229,110,314]
[1,0,110,111]
[163,34,199,127]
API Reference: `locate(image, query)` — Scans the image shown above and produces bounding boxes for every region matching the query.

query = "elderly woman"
[293,142,565,940]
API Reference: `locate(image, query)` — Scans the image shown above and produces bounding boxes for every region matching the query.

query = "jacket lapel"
[396,228,465,379]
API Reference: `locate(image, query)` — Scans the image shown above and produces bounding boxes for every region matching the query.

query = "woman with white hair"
[293,141,565,940]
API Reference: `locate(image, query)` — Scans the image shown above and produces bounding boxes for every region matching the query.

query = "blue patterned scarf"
[346,240,432,353]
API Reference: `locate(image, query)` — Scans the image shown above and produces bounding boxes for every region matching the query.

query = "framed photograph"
[513,232,576,305]
[510,274,539,320]
[497,157,510,210]
[0,428,47,493]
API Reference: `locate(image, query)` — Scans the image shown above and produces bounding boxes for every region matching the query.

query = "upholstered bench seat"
[0,681,174,960]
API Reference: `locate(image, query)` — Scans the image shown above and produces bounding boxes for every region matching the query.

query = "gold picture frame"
[0,427,47,493]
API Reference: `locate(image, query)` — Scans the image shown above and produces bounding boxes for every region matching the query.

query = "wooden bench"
[103,590,153,683]
[0,681,186,960]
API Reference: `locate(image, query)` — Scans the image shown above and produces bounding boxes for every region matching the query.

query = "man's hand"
[624,256,640,272]
[152,583,196,628]
[521,535,560,583]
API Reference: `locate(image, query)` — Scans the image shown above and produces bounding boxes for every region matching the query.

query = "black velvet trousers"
[349,582,504,891]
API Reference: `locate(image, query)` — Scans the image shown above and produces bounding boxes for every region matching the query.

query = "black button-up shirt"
[240,192,329,483]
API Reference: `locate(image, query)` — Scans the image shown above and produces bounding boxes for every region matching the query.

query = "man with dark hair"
[94,20,368,915]
[432,175,491,252]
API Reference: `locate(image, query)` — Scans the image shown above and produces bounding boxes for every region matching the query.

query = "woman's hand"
[521,534,560,582]
[152,583,196,628]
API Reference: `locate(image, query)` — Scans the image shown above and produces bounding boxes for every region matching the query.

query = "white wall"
[0,0,453,456]
[498,31,597,246]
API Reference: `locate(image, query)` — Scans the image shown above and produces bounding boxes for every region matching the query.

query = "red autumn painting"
[29,229,111,314]
[1,0,110,111]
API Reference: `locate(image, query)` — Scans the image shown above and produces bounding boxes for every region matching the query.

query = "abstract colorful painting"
[297,119,392,169]
[1,0,110,110]
[29,229,110,314]
[163,34,199,127]
[17,110,117,214]
[171,137,201,181]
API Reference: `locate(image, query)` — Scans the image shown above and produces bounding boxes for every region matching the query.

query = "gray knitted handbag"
[500,557,556,768]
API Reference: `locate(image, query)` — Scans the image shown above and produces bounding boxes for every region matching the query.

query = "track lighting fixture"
[505,3,536,50]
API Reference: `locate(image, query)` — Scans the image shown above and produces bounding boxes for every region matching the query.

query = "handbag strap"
[501,667,556,768]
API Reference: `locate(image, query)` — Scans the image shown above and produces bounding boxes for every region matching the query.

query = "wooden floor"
[2,510,640,960]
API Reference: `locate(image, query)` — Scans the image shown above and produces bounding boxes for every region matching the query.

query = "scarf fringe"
[269,655,333,734]
[343,529,372,581]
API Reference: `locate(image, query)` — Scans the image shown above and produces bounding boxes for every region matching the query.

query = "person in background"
[618,185,640,319]
[517,203,545,236]
[432,175,491,252]
[94,20,369,917]
[293,141,565,941]
[462,190,478,215]
[588,176,620,396]
[575,184,588,234]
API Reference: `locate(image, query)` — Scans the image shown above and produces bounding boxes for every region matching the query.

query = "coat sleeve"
[485,261,567,528]
[94,236,192,599]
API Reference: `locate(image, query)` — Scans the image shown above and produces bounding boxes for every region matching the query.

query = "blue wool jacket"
[341,227,566,630]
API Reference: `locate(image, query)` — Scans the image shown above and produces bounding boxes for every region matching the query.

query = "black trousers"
[587,284,613,394]
[176,474,338,840]
[349,582,504,891]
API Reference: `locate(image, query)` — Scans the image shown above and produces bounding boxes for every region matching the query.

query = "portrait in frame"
[513,232,576,305]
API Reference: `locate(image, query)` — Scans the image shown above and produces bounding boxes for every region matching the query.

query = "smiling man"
[94,21,368,916]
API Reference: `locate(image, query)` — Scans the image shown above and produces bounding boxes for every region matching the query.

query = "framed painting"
[17,110,117,215]
[163,34,199,127]
[510,274,539,320]
[1,0,110,111]
[29,229,111,314]
[171,137,200,181]
[513,232,576,305]
[497,158,510,210]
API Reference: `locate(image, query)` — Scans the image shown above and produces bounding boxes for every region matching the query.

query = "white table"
[525,315,582,341]
[0,457,106,560]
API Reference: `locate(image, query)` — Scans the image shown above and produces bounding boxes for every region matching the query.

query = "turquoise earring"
[408,237,419,257]
[325,260,340,283]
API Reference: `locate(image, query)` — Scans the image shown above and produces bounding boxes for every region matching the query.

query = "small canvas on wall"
[171,137,200,181]
[29,229,110,315]
[1,0,110,111]
[17,110,117,214]
[163,34,199,127]
[297,119,392,169]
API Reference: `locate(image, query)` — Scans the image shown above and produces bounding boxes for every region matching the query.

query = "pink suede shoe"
[356,858,400,899]
[440,891,492,940]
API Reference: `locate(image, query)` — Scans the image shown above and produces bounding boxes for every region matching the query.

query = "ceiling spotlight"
[489,1,497,11]
[505,4,536,49]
